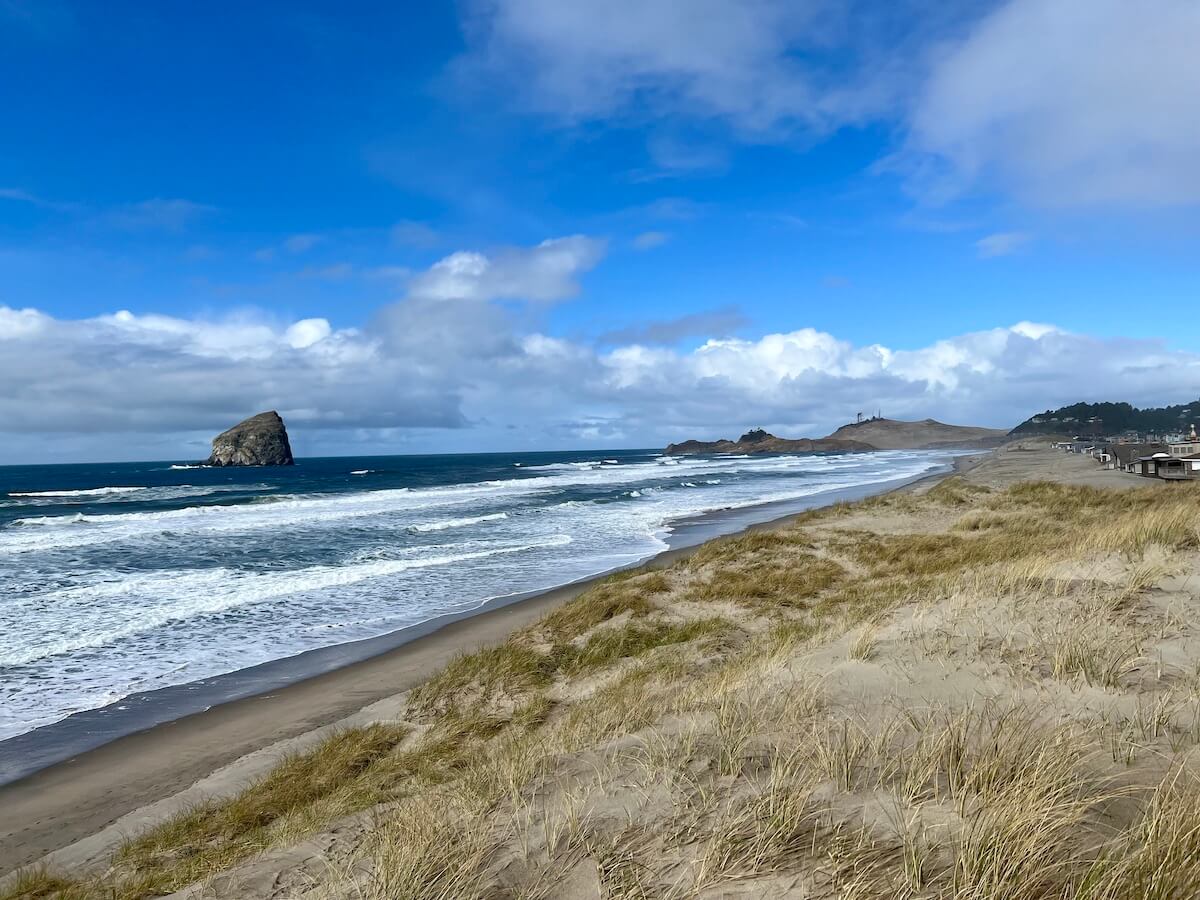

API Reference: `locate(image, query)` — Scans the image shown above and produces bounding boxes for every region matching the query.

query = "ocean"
[0,448,952,749]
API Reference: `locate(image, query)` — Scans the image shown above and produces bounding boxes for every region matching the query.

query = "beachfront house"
[1152,455,1200,480]
[1134,454,1166,477]
[1111,443,1165,474]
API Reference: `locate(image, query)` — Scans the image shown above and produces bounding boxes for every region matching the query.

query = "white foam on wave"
[520,459,615,472]
[0,456,749,553]
[0,451,926,557]
[10,486,145,498]
[408,512,508,533]
[4,483,273,512]
[350,469,372,475]
[0,534,573,668]
[168,464,210,470]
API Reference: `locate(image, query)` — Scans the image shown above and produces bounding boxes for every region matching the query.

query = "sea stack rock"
[207,411,294,467]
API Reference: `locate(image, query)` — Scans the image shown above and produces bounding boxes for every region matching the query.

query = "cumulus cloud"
[0,303,462,446]
[5,265,1200,463]
[406,235,607,302]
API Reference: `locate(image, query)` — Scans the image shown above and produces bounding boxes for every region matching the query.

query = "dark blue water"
[0,448,949,743]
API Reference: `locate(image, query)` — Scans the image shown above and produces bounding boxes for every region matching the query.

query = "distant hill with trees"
[1011,400,1200,436]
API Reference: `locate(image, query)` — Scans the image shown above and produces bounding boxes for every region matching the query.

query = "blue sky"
[1,0,1198,462]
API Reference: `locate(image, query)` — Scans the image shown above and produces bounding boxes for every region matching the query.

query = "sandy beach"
[0,458,973,877]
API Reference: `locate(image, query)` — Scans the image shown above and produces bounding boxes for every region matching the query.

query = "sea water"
[0,448,950,741]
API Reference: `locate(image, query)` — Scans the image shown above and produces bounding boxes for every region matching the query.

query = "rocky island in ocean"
[206,410,294,466]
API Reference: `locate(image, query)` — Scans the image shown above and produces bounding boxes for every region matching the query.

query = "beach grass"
[12,471,1200,899]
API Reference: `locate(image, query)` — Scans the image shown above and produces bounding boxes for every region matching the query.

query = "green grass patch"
[689,527,816,567]
[694,553,846,608]
[564,617,734,673]
[538,570,660,640]
[412,642,562,713]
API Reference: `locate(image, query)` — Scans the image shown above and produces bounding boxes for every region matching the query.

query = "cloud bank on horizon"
[3,232,1197,462]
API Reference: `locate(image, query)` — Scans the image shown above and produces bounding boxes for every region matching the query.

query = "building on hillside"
[1167,425,1200,458]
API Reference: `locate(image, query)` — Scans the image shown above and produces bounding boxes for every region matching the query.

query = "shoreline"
[0,454,975,875]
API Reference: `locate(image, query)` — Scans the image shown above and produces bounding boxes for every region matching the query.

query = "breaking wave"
[9,486,145,498]
[408,512,509,533]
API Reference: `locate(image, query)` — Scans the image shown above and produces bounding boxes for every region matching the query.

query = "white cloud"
[4,278,1200,462]
[975,231,1031,258]
[407,235,607,302]
[0,306,49,339]
[903,0,1200,208]
[459,0,1200,211]
[285,318,333,349]
[457,0,897,136]
[632,231,670,251]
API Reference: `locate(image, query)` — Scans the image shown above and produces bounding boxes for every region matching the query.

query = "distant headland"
[665,417,1008,455]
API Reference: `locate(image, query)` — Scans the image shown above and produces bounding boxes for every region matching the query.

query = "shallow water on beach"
[0,448,949,741]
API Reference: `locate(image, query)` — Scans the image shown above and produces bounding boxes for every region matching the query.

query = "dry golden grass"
[15,474,1200,899]
[1078,768,1200,899]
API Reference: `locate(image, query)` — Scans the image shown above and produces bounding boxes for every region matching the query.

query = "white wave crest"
[10,486,145,498]
[408,512,508,533]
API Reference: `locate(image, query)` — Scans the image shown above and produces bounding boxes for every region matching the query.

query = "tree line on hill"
[1011,399,1200,436]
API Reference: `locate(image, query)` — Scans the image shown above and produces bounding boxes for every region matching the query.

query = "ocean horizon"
[0,447,951,748]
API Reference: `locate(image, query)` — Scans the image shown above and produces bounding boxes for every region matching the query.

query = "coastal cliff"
[665,428,873,455]
[206,411,294,467]
[823,417,1008,450]
[665,419,1008,455]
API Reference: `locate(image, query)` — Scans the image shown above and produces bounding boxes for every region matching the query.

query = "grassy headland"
[10,450,1200,898]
